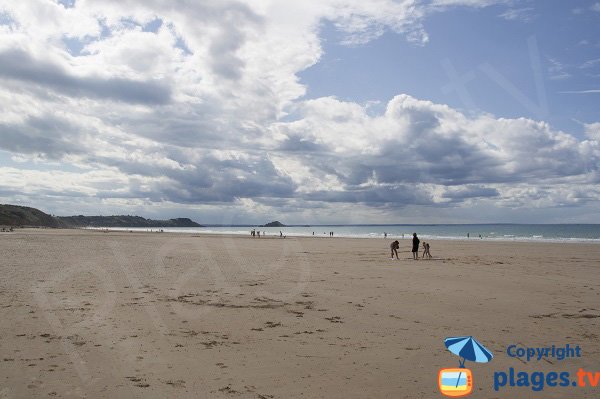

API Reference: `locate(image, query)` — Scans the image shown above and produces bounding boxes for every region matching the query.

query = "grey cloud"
[305,186,433,207]
[254,197,327,210]
[193,1,264,81]
[442,185,500,200]
[170,155,296,203]
[0,115,83,158]
[106,97,278,149]
[94,152,297,204]
[112,107,234,148]
[209,24,246,80]
[278,136,325,153]
[367,137,504,185]
[0,48,172,104]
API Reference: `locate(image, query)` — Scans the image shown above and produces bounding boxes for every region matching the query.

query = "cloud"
[0,48,172,104]
[275,95,598,189]
[442,185,500,201]
[585,122,600,141]
[429,0,508,8]
[499,7,536,22]
[592,3,600,12]
[559,90,600,94]
[580,58,600,69]
[547,58,571,80]
[0,0,598,222]
[0,115,85,158]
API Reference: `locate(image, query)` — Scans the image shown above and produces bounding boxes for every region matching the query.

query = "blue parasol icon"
[444,336,493,368]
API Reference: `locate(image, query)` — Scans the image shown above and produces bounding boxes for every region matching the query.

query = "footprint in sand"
[165,379,186,387]
[126,376,150,388]
[218,386,240,395]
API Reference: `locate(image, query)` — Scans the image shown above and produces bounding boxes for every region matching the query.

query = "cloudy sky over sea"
[0,0,599,224]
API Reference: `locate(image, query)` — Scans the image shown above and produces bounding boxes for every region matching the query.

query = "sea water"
[93,224,600,243]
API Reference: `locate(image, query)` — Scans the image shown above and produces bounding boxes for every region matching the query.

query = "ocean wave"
[84,226,600,243]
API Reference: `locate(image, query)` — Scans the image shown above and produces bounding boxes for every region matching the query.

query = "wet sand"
[0,229,599,398]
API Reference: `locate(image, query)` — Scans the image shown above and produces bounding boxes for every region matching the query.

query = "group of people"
[311,231,334,236]
[389,233,432,260]
[250,229,266,237]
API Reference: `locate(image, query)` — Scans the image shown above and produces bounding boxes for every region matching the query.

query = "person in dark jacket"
[390,240,400,259]
[412,233,420,260]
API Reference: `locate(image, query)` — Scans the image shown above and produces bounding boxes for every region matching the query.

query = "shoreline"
[43,226,600,244]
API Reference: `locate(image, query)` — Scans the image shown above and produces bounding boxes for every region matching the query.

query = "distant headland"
[0,204,203,228]
[260,221,286,227]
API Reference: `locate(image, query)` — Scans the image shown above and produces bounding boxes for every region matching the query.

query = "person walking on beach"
[422,241,432,259]
[390,240,400,259]
[412,233,420,260]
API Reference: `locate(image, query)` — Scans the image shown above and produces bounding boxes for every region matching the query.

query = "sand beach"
[0,229,599,398]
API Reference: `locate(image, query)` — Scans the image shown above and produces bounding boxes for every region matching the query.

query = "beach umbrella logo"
[438,336,493,397]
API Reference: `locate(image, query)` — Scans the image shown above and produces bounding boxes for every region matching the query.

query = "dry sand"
[0,229,599,398]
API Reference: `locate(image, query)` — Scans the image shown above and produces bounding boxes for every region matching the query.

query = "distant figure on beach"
[280,231,283,238]
[422,241,432,259]
[467,233,470,238]
[312,232,314,236]
[390,240,399,259]
[412,233,420,260]
[257,231,261,238]
[384,232,387,238]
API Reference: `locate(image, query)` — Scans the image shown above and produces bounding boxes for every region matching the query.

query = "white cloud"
[499,7,535,22]
[0,0,598,222]
[429,0,508,8]
[580,58,600,69]
[559,89,600,94]
[547,58,571,80]
[585,122,600,141]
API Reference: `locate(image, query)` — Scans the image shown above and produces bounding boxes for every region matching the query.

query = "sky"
[0,0,599,224]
